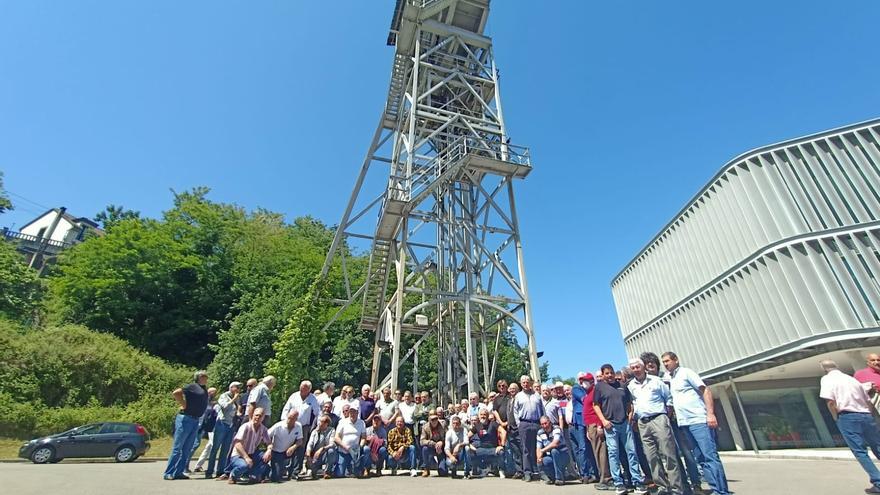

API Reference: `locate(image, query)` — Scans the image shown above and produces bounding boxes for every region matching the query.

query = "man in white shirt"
[444,415,470,478]
[315,382,335,409]
[280,380,321,478]
[334,405,367,478]
[266,410,303,482]
[376,386,400,426]
[332,385,361,418]
[820,360,880,494]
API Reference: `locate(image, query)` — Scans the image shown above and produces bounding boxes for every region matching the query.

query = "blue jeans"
[229,451,268,481]
[387,445,417,470]
[335,446,363,477]
[605,421,645,487]
[421,445,446,472]
[570,424,598,478]
[682,423,729,495]
[207,421,233,476]
[163,414,200,478]
[441,449,469,475]
[671,420,702,488]
[362,445,388,471]
[269,450,293,481]
[541,447,570,481]
[838,412,880,487]
[307,447,337,475]
[472,447,502,474]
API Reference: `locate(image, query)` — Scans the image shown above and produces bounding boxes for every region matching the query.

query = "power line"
[7,190,52,211]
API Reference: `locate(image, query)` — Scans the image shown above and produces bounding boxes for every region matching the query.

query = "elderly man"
[266,410,303,482]
[359,384,378,423]
[467,392,487,423]
[334,404,367,478]
[203,381,241,479]
[376,386,400,426]
[820,359,880,493]
[316,382,336,409]
[280,380,320,478]
[305,414,337,479]
[855,353,880,410]
[363,414,389,476]
[593,364,647,495]
[469,408,506,478]
[629,358,685,495]
[537,415,569,486]
[663,352,729,495]
[582,372,612,489]
[164,370,210,480]
[387,416,418,476]
[571,373,599,484]
[332,385,360,418]
[420,412,447,476]
[321,400,341,428]
[504,382,525,479]
[247,376,276,426]
[514,375,545,482]
[444,414,470,478]
[224,407,271,484]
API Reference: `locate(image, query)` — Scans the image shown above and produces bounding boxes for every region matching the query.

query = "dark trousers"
[269,450,293,482]
[505,427,523,475]
[421,445,446,471]
[519,420,540,474]
[290,424,311,475]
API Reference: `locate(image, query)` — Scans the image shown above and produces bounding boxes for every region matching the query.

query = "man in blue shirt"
[514,374,545,482]
[628,358,685,495]
[663,351,730,495]
[571,372,599,484]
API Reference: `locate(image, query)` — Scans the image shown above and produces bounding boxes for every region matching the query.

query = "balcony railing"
[2,229,72,250]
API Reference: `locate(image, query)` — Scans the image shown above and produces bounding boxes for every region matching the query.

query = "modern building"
[611,118,880,451]
[2,207,102,270]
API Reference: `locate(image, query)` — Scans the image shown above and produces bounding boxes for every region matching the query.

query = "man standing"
[514,374,545,482]
[662,352,729,495]
[192,387,218,473]
[205,381,240,479]
[164,370,209,481]
[593,364,647,495]
[628,358,685,495]
[224,407,271,484]
[247,376,276,426]
[376,386,400,426]
[316,382,336,409]
[572,372,599,484]
[582,372,613,490]
[359,384,378,423]
[854,353,880,410]
[280,380,320,478]
[820,360,880,494]
[537,415,570,486]
[505,382,525,479]
[334,405,367,478]
[266,410,303,482]
[305,414,337,479]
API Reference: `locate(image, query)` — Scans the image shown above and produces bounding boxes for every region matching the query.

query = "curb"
[720,452,855,462]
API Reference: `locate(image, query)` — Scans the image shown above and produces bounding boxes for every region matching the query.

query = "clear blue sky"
[2,1,878,379]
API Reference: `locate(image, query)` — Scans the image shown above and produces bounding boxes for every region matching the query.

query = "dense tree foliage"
[94,204,141,231]
[0,171,11,214]
[0,241,43,323]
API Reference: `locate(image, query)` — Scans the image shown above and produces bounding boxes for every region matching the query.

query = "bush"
[0,319,190,439]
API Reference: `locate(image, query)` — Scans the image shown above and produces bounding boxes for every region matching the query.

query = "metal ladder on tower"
[384,53,409,126]
[359,240,392,330]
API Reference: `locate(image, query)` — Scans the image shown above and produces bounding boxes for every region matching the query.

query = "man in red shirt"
[854,353,880,410]
[581,373,612,489]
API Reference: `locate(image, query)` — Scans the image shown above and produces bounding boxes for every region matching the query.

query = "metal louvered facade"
[611,118,880,381]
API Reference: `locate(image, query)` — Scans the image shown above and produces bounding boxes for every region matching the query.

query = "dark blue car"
[19,422,150,464]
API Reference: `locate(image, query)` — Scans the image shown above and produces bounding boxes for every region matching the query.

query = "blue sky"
[1,1,878,379]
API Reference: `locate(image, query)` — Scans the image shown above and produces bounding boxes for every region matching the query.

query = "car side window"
[99,423,132,434]
[75,424,103,435]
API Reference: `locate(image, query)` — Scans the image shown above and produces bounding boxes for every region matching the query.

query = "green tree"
[94,204,140,231]
[0,171,12,214]
[0,241,42,322]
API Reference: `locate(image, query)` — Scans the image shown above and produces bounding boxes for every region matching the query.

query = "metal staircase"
[359,240,392,329]
[383,53,409,128]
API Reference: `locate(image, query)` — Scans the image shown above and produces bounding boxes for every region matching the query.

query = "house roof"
[18,208,103,233]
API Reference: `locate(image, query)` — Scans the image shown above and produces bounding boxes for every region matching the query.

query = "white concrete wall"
[20,211,77,243]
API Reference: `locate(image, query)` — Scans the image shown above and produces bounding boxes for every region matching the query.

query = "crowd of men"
[161,350,735,495]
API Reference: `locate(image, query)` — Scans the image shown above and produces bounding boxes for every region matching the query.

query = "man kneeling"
[224,407,270,484]
[537,415,570,486]
[306,414,337,479]
[266,410,303,482]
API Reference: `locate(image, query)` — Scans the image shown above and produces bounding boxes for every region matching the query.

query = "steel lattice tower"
[320,0,539,402]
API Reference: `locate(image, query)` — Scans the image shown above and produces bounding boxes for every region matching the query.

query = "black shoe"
[582,476,598,484]
[541,472,551,484]
[523,472,532,482]
[512,472,524,480]
[865,487,880,494]
[173,474,190,480]
[204,473,213,479]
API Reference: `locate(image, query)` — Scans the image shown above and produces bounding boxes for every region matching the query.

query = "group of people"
[161,350,731,495]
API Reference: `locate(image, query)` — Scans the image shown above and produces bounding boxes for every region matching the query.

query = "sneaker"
[865,487,880,494]
[595,483,614,491]
[555,480,565,486]
[523,472,532,482]
[500,470,507,479]
[163,475,174,481]
[615,486,629,495]
[540,472,551,484]
[632,485,649,495]
[410,469,419,477]
[512,472,524,480]
[173,474,190,480]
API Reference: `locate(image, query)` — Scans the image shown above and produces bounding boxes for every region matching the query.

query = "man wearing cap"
[164,370,210,480]
[544,382,564,427]
[582,372,612,489]
[363,414,389,476]
[420,413,447,476]
[628,358,685,495]
[572,372,599,484]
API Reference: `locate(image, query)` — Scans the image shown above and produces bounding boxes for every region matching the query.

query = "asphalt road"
[0,457,871,495]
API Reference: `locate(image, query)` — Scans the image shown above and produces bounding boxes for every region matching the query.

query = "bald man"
[855,353,880,409]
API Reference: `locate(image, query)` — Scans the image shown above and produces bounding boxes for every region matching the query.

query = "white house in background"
[2,207,103,270]
[18,208,101,245]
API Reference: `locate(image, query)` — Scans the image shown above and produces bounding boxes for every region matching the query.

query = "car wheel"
[31,446,55,464]
[114,445,136,463]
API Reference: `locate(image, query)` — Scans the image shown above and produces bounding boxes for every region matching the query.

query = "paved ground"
[1,457,873,495]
